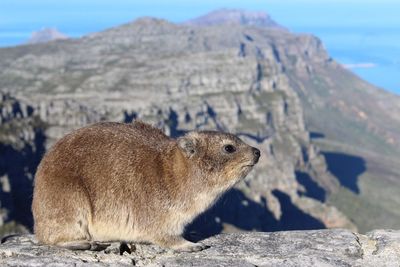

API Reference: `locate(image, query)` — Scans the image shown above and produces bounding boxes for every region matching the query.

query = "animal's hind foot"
[172,241,209,252]
[57,240,111,251]
[90,241,111,251]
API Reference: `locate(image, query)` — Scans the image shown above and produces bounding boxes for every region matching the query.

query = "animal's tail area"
[32,192,97,251]
[1,234,109,251]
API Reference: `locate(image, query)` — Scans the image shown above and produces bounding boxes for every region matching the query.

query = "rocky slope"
[284,33,400,232]
[1,229,399,266]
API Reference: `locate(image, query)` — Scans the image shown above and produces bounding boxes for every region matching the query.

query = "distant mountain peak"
[27,28,68,44]
[183,8,284,29]
[132,17,170,25]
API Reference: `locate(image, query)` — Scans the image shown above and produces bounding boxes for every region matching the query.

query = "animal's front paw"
[173,241,209,252]
[153,235,209,252]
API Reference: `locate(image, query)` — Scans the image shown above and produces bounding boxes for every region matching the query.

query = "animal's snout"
[252,147,261,163]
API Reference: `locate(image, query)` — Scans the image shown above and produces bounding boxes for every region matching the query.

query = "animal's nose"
[252,147,261,162]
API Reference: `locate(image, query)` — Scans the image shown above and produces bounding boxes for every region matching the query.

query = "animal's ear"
[177,134,198,157]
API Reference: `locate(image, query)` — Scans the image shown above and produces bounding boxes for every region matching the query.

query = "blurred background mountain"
[2,0,399,95]
[27,28,69,44]
[1,1,399,238]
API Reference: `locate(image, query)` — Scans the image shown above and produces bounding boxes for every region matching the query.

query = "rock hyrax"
[32,121,260,252]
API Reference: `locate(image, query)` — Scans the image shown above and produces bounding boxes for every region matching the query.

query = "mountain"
[1,9,399,235]
[184,9,284,29]
[27,28,68,44]
[0,17,355,235]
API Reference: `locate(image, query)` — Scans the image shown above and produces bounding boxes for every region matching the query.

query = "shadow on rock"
[295,171,326,202]
[309,132,325,139]
[322,152,366,194]
[271,190,325,231]
[185,189,325,242]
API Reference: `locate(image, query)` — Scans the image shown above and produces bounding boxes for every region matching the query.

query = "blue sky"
[1,0,400,94]
[1,0,399,38]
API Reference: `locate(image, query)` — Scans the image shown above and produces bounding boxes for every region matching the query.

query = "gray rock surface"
[0,229,399,266]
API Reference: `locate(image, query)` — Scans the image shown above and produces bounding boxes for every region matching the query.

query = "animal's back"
[35,121,170,182]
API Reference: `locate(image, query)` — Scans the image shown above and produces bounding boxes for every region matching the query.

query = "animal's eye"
[223,144,236,154]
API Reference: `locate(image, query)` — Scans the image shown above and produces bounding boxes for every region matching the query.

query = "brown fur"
[32,121,260,252]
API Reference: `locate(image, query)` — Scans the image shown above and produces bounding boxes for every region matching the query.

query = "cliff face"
[0,93,46,234]
[0,17,360,235]
[1,229,399,266]
[281,29,400,232]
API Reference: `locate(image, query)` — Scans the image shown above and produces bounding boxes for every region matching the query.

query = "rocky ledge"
[0,229,399,266]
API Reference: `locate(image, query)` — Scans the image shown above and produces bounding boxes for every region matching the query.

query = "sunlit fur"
[32,121,259,251]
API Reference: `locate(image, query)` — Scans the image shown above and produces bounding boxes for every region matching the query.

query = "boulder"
[1,229,399,266]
